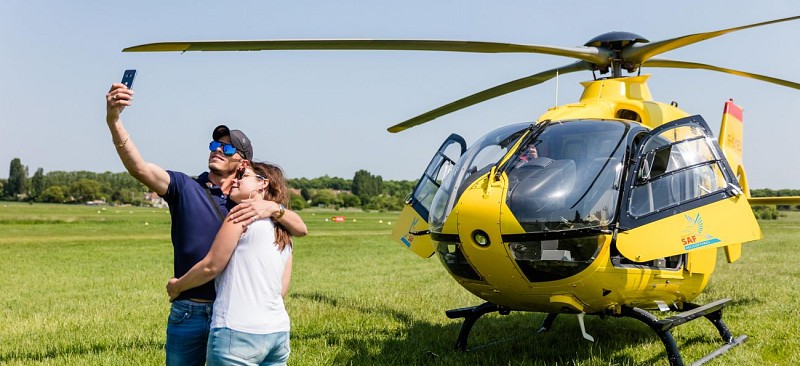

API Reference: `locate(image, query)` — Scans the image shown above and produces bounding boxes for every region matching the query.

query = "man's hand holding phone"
[121,69,136,89]
[106,69,137,123]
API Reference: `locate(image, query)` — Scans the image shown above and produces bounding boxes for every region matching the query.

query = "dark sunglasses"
[209,141,237,156]
[235,167,267,181]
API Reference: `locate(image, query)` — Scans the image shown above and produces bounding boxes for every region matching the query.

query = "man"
[516,141,554,169]
[106,82,307,365]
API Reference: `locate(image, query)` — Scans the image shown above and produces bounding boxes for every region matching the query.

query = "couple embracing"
[106,82,308,365]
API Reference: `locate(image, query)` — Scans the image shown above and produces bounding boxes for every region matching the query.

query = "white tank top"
[211,219,292,334]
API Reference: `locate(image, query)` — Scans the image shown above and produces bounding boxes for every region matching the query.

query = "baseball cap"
[212,125,253,160]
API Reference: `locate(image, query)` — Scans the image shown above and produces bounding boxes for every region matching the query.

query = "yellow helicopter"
[124,15,800,366]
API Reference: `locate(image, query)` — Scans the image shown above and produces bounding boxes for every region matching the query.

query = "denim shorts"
[207,327,290,366]
[165,299,213,366]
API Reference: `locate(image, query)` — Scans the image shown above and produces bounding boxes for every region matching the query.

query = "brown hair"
[251,161,292,250]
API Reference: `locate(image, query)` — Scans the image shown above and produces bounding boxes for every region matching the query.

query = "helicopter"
[123,15,800,366]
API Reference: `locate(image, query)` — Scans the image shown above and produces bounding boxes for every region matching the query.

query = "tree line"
[1,158,416,211]
[5,158,798,215]
[287,170,415,211]
[749,188,800,220]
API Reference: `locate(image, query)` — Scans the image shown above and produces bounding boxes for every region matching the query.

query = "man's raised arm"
[106,83,171,196]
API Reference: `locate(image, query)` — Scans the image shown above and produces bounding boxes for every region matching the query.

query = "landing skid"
[445,299,745,366]
[445,302,510,351]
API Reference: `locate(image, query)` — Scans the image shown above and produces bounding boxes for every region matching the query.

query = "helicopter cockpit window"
[414,142,461,212]
[429,123,529,232]
[629,125,728,217]
[504,120,629,232]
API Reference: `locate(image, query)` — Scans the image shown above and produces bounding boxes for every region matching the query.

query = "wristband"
[275,204,286,220]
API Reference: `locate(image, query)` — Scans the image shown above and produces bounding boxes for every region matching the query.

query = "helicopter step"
[448,299,745,366]
[615,298,746,366]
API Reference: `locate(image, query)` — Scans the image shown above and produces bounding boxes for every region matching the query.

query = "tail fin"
[718,99,748,193]
[718,100,746,263]
[721,100,800,262]
[720,100,800,206]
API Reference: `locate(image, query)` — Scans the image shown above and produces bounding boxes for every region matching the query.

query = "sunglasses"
[209,141,237,156]
[235,167,267,181]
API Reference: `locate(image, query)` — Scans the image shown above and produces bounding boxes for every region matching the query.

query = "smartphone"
[121,69,137,89]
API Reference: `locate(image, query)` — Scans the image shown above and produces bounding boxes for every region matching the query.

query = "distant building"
[143,192,167,208]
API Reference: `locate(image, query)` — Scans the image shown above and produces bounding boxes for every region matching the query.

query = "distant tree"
[40,186,66,203]
[339,192,361,208]
[776,189,799,197]
[5,158,29,199]
[70,178,102,202]
[382,179,417,198]
[289,192,306,210]
[352,169,383,203]
[326,176,351,191]
[752,205,779,220]
[310,189,338,207]
[30,168,46,201]
[112,188,142,205]
[749,188,800,211]
[300,188,312,202]
[44,171,76,188]
[287,177,310,190]
[364,194,404,212]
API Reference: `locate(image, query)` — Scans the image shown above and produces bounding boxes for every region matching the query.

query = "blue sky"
[2,1,799,188]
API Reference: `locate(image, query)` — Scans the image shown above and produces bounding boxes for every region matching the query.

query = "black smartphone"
[121,69,137,89]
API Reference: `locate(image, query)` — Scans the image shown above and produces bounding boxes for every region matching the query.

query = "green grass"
[0,202,798,365]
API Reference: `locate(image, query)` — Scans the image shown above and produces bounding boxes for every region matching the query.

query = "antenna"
[555,69,559,106]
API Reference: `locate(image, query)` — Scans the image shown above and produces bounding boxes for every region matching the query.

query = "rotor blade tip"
[123,43,192,52]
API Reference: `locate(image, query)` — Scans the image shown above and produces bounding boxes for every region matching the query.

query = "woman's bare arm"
[166,218,243,300]
[281,254,293,299]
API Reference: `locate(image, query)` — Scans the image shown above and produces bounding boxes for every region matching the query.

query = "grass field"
[0,202,798,365]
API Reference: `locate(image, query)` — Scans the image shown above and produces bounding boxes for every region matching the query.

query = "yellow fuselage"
[446,177,713,314]
[430,76,755,314]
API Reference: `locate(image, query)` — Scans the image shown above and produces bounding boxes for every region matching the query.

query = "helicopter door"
[392,134,467,258]
[616,115,761,262]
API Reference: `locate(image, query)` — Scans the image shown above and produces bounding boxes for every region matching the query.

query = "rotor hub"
[584,31,649,49]
[584,32,649,75]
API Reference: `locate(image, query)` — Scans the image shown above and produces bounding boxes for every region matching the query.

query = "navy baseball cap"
[212,125,253,160]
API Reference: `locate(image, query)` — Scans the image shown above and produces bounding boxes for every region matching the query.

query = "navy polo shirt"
[162,170,234,301]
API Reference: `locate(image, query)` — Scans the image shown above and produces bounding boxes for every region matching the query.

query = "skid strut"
[618,298,746,366]
[445,302,509,351]
[447,299,745,365]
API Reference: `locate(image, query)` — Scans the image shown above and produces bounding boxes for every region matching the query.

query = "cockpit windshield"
[505,120,628,232]
[428,119,629,234]
[429,123,529,232]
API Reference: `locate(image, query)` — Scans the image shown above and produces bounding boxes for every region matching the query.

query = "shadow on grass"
[729,296,764,308]
[290,291,735,365]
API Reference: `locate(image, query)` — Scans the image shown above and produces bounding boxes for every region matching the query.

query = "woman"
[166,161,294,366]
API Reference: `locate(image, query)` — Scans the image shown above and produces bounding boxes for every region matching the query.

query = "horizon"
[6,162,800,191]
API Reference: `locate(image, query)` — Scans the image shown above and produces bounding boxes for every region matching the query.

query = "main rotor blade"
[623,15,800,63]
[643,58,800,90]
[123,39,609,64]
[387,61,592,133]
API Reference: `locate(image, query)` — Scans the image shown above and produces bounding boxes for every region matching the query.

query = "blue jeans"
[207,328,291,366]
[166,299,213,366]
